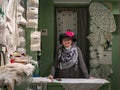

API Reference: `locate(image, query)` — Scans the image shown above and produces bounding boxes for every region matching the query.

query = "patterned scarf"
[58,45,78,69]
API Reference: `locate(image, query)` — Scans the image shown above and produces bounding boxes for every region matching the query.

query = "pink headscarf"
[65,30,74,37]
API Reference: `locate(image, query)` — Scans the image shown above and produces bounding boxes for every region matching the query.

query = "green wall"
[25,0,54,76]
[25,28,37,60]
[39,0,54,76]
[111,15,120,90]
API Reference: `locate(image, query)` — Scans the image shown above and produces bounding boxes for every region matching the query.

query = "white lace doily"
[89,2,116,32]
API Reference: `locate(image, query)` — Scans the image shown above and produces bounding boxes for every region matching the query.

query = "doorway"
[54,7,90,72]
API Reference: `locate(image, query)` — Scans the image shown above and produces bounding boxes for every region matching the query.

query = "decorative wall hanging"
[6,0,13,22]
[90,24,99,33]
[17,4,25,13]
[88,2,116,79]
[17,12,27,25]
[0,16,6,45]
[18,28,25,37]
[0,16,6,30]
[16,0,27,55]
[0,0,28,64]
[1,0,18,59]
[27,7,38,15]
[30,31,41,51]
[28,0,39,7]
[17,27,26,54]
[89,2,116,33]
[27,19,38,28]
[56,10,77,48]
[56,10,77,34]
[18,36,26,47]
[16,0,26,26]
[17,47,26,53]
[27,13,38,19]
[27,0,39,29]
[87,33,101,49]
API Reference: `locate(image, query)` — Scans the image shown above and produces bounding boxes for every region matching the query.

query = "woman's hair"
[59,29,77,44]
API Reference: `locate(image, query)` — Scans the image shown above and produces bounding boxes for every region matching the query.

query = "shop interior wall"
[38,0,54,76]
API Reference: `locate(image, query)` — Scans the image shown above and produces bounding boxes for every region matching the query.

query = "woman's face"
[62,38,73,48]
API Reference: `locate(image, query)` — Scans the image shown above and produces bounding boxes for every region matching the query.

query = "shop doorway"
[54,7,90,72]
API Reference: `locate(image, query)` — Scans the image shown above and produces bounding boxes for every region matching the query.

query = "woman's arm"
[77,47,89,78]
[49,52,59,78]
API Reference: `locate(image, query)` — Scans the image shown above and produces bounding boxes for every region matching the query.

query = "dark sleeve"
[77,47,89,78]
[50,52,59,77]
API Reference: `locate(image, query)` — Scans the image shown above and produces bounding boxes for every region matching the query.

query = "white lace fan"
[89,2,116,32]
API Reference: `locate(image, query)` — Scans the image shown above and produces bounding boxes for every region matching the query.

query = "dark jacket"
[50,47,89,78]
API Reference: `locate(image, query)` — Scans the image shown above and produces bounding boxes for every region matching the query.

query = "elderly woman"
[48,30,89,79]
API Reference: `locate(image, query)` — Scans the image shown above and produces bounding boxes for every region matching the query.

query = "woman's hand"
[48,75,54,82]
[89,76,94,79]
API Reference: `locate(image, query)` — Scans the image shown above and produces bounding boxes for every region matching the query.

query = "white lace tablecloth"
[32,77,109,90]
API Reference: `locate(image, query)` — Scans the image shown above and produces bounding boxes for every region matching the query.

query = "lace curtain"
[56,8,77,48]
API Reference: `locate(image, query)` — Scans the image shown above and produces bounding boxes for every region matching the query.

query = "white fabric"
[33,77,52,83]
[0,16,6,45]
[18,28,25,36]
[33,77,109,83]
[28,0,39,7]
[0,63,35,90]
[5,0,18,56]
[60,79,108,90]
[27,19,38,28]
[17,48,26,54]
[6,0,13,21]
[57,79,108,90]
[62,83,101,90]
[32,77,109,90]
[17,4,24,13]
[17,12,27,25]
[53,78,109,84]
[28,7,38,15]
[30,31,41,51]
[30,0,39,4]
[88,2,114,79]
